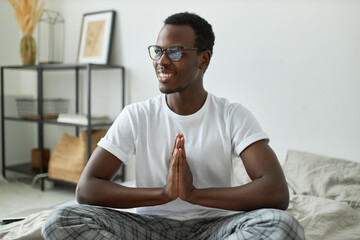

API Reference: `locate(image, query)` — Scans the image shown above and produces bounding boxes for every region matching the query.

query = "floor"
[0,171,76,219]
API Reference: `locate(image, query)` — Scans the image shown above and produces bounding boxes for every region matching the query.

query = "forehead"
[156,24,196,47]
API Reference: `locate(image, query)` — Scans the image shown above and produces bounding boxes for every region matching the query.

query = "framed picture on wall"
[77,10,116,64]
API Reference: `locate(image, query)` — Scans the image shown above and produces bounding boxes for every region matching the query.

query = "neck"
[166,89,208,115]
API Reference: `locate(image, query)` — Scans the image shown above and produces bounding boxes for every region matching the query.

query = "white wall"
[1,0,359,178]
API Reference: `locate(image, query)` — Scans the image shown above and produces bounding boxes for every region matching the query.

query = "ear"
[199,50,211,71]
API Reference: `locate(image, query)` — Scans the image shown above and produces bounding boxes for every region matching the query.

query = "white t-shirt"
[98,93,268,220]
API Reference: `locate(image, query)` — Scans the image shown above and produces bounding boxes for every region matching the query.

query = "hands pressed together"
[163,133,196,202]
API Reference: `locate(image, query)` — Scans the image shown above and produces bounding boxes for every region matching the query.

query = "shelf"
[6,163,47,176]
[1,64,126,190]
[4,116,113,127]
[44,119,114,127]
[4,116,40,123]
[1,63,125,71]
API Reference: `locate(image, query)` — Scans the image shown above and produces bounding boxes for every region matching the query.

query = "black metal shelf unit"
[1,63,126,190]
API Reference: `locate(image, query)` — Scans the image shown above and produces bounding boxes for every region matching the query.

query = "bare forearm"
[76,177,170,209]
[188,176,289,211]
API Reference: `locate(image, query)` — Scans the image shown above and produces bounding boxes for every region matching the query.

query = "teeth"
[159,73,173,78]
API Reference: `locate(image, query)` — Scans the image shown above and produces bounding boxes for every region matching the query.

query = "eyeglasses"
[148,45,200,61]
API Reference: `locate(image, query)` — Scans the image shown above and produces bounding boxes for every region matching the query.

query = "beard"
[159,80,193,94]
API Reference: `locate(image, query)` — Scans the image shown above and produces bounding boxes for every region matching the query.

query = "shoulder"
[125,95,162,111]
[208,93,249,118]
[112,95,163,129]
[123,95,163,118]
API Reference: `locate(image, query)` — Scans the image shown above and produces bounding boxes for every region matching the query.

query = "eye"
[154,48,161,55]
[167,47,182,61]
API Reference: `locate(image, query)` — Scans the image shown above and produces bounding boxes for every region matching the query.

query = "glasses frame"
[148,45,200,61]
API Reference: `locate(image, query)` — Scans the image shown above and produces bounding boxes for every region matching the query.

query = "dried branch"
[8,0,45,35]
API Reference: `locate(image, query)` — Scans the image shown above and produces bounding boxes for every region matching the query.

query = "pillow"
[233,157,251,186]
[283,150,360,208]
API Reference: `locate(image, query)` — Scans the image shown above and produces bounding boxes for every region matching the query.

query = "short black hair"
[164,12,215,54]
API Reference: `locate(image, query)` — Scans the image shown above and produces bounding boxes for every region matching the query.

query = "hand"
[163,134,195,202]
[177,135,195,201]
[163,134,181,201]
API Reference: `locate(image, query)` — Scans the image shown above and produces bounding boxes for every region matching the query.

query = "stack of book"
[57,113,110,125]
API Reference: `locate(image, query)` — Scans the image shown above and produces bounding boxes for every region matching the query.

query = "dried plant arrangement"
[8,0,46,64]
[8,0,45,36]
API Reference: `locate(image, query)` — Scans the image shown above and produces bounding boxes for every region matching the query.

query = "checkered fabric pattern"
[41,205,305,240]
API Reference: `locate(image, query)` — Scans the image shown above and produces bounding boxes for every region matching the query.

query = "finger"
[171,146,180,167]
[173,148,180,192]
[176,135,184,150]
[180,136,186,158]
[178,148,186,168]
[182,145,186,159]
[171,133,179,155]
[176,137,185,161]
[175,135,183,150]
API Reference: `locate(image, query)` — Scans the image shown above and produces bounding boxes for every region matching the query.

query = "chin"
[159,83,191,94]
[160,88,177,94]
[159,86,180,94]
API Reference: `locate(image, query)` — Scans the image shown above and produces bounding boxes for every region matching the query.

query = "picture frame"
[77,10,116,64]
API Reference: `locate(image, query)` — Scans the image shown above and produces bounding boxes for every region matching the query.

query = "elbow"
[276,192,289,211]
[75,183,86,204]
[261,176,289,211]
[75,180,94,205]
[272,182,289,210]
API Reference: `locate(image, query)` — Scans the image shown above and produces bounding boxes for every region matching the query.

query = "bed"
[1,150,359,240]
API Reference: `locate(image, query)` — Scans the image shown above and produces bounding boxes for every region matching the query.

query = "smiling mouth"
[158,72,174,82]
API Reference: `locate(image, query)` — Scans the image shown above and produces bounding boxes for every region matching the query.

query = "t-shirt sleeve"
[97,106,135,164]
[230,104,269,156]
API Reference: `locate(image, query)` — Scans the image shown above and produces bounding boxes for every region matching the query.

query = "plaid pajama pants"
[41,205,305,240]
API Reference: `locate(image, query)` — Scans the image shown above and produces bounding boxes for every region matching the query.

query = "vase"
[20,35,36,65]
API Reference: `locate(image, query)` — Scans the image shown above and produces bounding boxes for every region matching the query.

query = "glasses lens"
[149,46,162,60]
[167,47,182,61]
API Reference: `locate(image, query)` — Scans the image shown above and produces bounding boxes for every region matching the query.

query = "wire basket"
[16,98,69,119]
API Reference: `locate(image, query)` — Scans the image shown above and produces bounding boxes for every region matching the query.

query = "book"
[57,113,110,125]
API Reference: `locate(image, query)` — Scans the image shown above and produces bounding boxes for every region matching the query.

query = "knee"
[261,209,305,240]
[41,207,62,239]
[233,209,305,240]
[41,205,82,239]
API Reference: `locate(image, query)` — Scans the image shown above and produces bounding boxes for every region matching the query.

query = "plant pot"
[20,35,36,65]
[31,148,50,169]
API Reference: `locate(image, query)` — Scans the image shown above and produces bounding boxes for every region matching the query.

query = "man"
[42,12,305,239]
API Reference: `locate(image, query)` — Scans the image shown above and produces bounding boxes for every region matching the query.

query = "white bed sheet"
[1,150,359,240]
